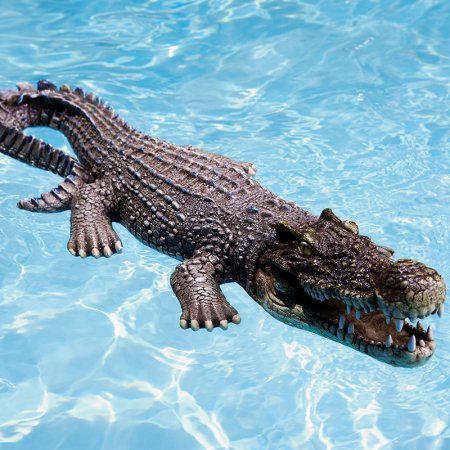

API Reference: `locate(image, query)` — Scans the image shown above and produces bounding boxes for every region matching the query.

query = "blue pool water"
[0,1,449,448]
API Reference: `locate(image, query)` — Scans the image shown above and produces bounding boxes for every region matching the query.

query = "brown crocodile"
[0,80,446,367]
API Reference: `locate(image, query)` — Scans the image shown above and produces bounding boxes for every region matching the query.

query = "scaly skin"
[0,81,446,367]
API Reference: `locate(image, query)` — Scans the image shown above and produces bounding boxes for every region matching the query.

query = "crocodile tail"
[4,80,129,132]
[0,122,90,213]
[0,80,130,168]
[0,123,80,177]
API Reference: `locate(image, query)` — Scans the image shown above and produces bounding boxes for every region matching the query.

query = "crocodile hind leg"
[18,173,85,213]
[170,253,241,331]
[67,179,122,258]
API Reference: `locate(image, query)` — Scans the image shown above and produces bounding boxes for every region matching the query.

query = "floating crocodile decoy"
[0,81,446,367]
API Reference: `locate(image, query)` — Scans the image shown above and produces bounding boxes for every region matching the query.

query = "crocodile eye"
[299,241,314,257]
[342,220,359,234]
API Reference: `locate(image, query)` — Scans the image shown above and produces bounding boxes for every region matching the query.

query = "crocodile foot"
[171,252,241,331]
[67,228,122,259]
[179,310,241,331]
[67,179,122,258]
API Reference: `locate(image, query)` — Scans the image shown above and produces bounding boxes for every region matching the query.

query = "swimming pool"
[0,1,449,448]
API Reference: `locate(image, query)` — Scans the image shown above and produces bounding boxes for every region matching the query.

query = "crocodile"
[0,81,446,367]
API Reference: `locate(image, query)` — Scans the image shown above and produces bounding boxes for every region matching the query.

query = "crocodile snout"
[375,259,446,319]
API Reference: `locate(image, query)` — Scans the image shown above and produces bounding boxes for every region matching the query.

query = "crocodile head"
[253,208,446,367]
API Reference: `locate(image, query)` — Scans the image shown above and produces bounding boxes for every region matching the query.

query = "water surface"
[0,1,449,449]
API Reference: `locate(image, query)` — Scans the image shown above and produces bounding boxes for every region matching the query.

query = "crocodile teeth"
[348,322,355,334]
[438,304,444,318]
[339,315,345,330]
[355,309,361,320]
[416,320,424,333]
[385,315,391,325]
[418,339,425,348]
[407,335,416,352]
[427,325,433,340]
[386,334,393,348]
[346,304,352,315]
[395,318,404,332]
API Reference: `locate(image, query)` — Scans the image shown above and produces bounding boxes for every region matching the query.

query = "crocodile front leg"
[171,252,241,331]
[68,179,123,258]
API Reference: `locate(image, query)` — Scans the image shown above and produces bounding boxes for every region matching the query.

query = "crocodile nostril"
[376,259,446,319]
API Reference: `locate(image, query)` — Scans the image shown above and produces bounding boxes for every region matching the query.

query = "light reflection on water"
[0,1,449,449]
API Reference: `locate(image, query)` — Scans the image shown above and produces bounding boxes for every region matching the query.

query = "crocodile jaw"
[253,268,441,367]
